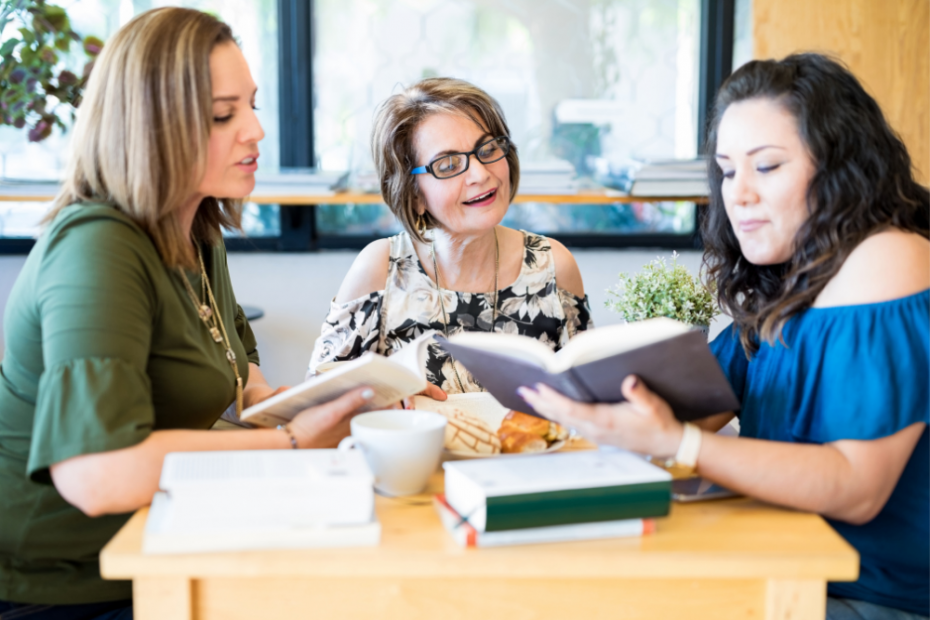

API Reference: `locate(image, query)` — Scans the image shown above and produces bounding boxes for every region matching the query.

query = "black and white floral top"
[308,230,594,393]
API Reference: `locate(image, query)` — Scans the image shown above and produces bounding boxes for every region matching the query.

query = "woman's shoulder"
[814,229,930,308]
[38,201,155,266]
[332,236,393,303]
[520,230,585,298]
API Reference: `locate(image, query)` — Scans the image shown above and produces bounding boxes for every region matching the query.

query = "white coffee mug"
[338,409,446,497]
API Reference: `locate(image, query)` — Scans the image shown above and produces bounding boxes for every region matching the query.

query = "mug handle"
[337,436,358,452]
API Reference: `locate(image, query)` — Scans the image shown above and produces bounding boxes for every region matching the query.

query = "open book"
[435,318,739,421]
[240,331,436,427]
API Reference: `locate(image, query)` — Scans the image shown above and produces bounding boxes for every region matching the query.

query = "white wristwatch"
[655,422,702,476]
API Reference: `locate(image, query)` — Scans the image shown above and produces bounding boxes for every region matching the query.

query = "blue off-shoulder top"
[710,289,929,616]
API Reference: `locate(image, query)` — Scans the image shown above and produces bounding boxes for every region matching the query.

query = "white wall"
[1,250,731,387]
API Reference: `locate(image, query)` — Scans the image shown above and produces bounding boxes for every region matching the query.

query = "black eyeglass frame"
[410,136,511,179]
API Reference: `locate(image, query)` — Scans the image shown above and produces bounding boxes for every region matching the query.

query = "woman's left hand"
[517,375,684,458]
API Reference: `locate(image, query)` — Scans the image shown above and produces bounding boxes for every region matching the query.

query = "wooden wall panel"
[753,0,929,184]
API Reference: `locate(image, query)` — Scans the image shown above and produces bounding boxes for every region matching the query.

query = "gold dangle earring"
[416,212,427,237]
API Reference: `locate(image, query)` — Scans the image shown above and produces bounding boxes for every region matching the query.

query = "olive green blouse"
[0,203,259,604]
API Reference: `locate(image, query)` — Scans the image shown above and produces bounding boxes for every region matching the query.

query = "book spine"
[484,481,670,532]
[475,517,653,548]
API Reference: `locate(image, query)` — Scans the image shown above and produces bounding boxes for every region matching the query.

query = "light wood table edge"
[0,189,709,205]
[100,503,858,582]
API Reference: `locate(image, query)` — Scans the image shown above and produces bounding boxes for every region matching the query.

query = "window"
[0,0,280,242]
[1,0,735,252]
[314,0,702,244]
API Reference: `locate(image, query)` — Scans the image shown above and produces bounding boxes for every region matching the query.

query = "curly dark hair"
[702,53,929,356]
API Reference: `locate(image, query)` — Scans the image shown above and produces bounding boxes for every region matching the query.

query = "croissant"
[499,429,548,454]
[442,409,501,454]
[500,410,550,436]
[501,410,568,443]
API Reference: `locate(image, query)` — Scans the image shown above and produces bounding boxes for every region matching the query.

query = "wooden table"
[100,468,857,620]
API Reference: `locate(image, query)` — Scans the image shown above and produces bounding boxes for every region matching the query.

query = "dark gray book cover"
[435,330,739,421]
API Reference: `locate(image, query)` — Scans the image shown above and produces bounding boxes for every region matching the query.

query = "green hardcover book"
[443,451,672,532]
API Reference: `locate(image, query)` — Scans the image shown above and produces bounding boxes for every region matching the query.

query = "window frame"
[0,0,733,255]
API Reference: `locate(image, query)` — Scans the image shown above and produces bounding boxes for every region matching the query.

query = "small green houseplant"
[0,0,103,142]
[605,252,718,334]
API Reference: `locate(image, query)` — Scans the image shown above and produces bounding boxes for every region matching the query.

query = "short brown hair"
[47,7,241,268]
[370,78,520,243]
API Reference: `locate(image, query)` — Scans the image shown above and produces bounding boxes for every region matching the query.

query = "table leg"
[133,577,192,620]
[765,579,826,620]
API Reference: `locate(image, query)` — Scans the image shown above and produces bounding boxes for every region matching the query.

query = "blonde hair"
[47,7,241,268]
[371,78,520,243]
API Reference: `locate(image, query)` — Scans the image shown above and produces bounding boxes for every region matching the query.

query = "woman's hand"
[517,375,684,458]
[289,387,375,449]
[403,383,447,409]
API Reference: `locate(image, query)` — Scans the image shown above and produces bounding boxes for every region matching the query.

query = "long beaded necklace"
[178,246,244,416]
[430,227,499,393]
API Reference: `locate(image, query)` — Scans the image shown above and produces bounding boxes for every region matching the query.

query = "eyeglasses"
[411,136,511,180]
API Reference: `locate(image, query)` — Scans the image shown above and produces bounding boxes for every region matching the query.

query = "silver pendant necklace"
[430,228,499,393]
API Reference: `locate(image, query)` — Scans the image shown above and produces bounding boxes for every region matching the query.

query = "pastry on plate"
[498,428,548,454]
[440,408,501,455]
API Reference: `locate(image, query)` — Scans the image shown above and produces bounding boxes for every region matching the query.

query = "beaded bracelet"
[277,424,299,450]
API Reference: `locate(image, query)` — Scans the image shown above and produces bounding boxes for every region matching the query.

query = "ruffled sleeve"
[307,292,384,377]
[709,322,749,409]
[27,212,158,483]
[28,359,154,483]
[557,290,595,347]
[789,291,929,443]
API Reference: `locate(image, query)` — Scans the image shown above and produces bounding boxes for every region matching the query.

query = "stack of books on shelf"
[253,168,349,198]
[517,160,579,195]
[593,157,709,197]
[435,450,671,548]
[143,450,379,554]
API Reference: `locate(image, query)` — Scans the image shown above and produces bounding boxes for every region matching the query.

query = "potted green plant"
[0,0,103,143]
[605,252,718,337]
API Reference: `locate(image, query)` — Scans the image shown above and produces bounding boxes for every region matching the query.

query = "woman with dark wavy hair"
[519,53,929,619]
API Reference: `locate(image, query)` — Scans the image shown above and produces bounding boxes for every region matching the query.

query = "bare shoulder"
[546,236,586,298]
[815,230,930,307]
[333,238,392,303]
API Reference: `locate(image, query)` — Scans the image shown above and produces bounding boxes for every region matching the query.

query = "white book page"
[551,317,689,371]
[447,331,557,369]
[240,331,435,427]
[159,450,372,491]
[445,450,670,497]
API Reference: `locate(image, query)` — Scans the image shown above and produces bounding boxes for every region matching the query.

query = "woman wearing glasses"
[309,78,592,396]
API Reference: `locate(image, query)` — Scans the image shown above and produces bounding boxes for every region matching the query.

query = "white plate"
[410,393,571,459]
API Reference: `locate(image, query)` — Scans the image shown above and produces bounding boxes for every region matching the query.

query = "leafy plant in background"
[0,0,103,142]
[605,252,718,326]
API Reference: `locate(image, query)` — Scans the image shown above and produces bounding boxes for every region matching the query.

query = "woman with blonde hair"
[309,78,593,397]
[0,8,372,617]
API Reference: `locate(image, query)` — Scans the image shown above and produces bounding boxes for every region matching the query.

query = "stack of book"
[143,450,379,554]
[517,160,578,195]
[436,450,671,548]
[253,168,349,198]
[594,158,708,197]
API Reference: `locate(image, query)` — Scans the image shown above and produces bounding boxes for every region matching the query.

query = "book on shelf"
[143,449,379,554]
[433,494,655,548]
[239,331,435,427]
[253,169,349,196]
[593,157,709,196]
[435,318,739,421]
[442,450,671,533]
